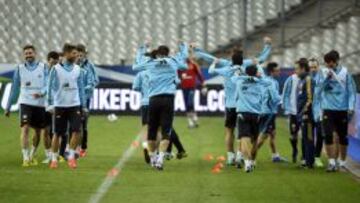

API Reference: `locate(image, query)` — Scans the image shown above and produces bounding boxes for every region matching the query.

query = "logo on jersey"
[25,81,31,86]
[63,83,70,88]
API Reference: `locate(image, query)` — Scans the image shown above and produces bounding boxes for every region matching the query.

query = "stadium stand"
[0,0,303,65]
[0,0,358,71]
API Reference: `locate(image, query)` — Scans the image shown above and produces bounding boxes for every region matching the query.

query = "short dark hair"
[296,58,309,72]
[47,51,60,60]
[308,58,319,65]
[62,43,77,53]
[76,44,87,53]
[23,44,36,52]
[324,50,340,63]
[245,64,258,76]
[157,45,170,56]
[231,50,243,66]
[145,49,157,59]
[266,62,278,74]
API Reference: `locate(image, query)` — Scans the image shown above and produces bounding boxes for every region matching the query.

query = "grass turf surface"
[0,115,359,203]
[0,76,11,82]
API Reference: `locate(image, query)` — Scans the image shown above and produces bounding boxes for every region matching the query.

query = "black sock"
[170,129,185,153]
[290,138,297,152]
[59,134,68,157]
[166,140,173,153]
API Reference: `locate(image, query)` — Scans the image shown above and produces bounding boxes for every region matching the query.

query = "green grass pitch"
[0,115,359,203]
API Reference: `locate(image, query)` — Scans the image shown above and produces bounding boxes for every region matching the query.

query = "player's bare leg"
[20,124,31,167]
[50,135,60,168]
[67,131,80,169]
[29,128,41,165]
[42,127,52,163]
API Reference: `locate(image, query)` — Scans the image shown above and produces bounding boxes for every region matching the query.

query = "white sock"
[22,148,30,161]
[329,158,336,166]
[187,118,194,126]
[30,146,37,159]
[227,152,235,161]
[339,159,346,166]
[51,152,58,162]
[142,141,148,149]
[149,151,156,162]
[68,149,75,160]
[193,114,198,122]
[244,159,251,169]
[236,151,243,161]
[45,149,51,159]
[158,151,165,164]
[65,144,70,152]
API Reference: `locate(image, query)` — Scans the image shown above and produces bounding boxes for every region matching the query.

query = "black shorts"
[53,106,82,136]
[19,104,46,128]
[289,115,300,135]
[224,108,237,128]
[237,112,260,141]
[44,112,52,127]
[141,105,149,125]
[259,114,276,134]
[148,94,174,141]
[322,110,348,145]
[182,89,195,112]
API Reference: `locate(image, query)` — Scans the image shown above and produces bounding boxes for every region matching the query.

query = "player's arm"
[169,55,188,70]
[5,66,20,116]
[132,60,154,71]
[347,74,357,113]
[77,70,87,111]
[38,64,49,98]
[83,70,92,92]
[89,62,99,87]
[194,48,231,67]
[281,76,291,112]
[256,37,272,64]
[135,44,150,65]
[193,61,204,86]
[208,58,218,74]
[208,58,235,76]
[303,76,313,113]
[242,37,272,69]
[173,41,189,63]
[269,82,281,107]
[46,68,58,113]
[132,73,142,92]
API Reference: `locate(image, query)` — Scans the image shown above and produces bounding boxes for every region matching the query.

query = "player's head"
[47,51,60,67]
[266,62,280,77]
[324,50,340,69]
[231,49,243,66]
[245,64,258,77]
[309,58,319,73]
[23,44,36,63]
[62,43,78,64]
[156,45,170,58]
[76,44,87,63]
[295,58,309,76]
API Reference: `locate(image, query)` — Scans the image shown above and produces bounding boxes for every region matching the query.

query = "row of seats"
[0,0,302,64]
[272,16,360,73]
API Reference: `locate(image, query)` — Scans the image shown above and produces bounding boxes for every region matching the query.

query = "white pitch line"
[89,134,142,203]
